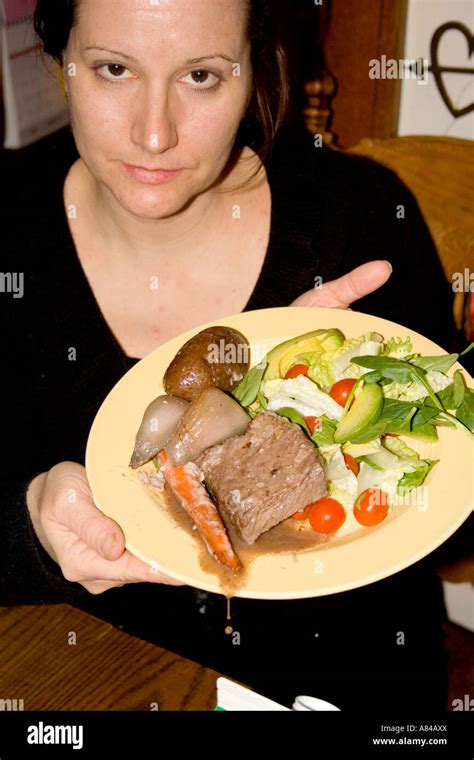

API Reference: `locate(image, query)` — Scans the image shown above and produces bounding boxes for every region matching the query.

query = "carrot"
[156,450,241,573]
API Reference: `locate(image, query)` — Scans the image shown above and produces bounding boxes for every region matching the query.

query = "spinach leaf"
[452,370,467,408]
[345,398,417,443]
[428,415,457,428]
[411,404,441,427]
[362,370,383,384]
[275,407,310,435]
[352,356,444,410]
[405,422,439,440]
[246,388,269,419]
[352,355,413,383]
[410,354,459,373]
[417,370,466,413]
[456,387,474,433]
[231,361,267,407]
[380,398,419,425]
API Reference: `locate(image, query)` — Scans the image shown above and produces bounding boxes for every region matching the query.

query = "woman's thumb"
[97,524,126,561]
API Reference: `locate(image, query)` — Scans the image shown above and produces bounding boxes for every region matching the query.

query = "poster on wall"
[1,0,70,148]
[398,0,473,139]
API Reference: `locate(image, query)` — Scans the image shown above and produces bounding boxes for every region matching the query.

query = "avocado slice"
[264,329,345,381]
[334,383,383,443]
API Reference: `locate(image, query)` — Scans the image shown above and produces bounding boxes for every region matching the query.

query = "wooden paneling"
[324,0,408,147]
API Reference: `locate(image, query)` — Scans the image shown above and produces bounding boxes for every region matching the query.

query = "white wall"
[398,0,473,139]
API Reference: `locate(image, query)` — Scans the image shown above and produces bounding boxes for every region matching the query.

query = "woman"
[1,0,453,710]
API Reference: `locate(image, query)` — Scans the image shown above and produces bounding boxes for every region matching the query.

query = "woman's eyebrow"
[83,46,139,62]
[83,47,235,65]
[185,54,235,65]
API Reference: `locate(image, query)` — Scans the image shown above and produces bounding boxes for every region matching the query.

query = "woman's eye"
[95,64,134,82]
[181,69,221,90]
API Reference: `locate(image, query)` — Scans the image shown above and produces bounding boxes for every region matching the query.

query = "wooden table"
[1,602,470,712]
[0,604,222,710]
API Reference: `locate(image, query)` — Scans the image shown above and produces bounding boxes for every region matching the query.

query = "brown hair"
[34,0,290,165]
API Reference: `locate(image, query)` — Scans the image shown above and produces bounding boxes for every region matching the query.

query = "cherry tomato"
[292,505,312,521]
[304,416,322,435]
[343,453,359,476]
[353,488,389,526]
[329,378,357,407]
[285,364,309,379]
[307,498,346,534]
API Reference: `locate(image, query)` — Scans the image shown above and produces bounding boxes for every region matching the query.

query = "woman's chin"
[113,187,191,220]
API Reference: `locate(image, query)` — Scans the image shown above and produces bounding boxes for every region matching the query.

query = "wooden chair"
[347,136,474,336]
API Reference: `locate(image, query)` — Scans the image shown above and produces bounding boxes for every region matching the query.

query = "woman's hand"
[290,260,393,308]
[26,462,184,595]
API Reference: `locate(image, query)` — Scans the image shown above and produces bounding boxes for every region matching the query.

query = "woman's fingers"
[290,260,393,309]
[55,497,126,562]
[60,537,185,587]
[53,491,185,585]
[35,461,186,592]
[49,465,126,562]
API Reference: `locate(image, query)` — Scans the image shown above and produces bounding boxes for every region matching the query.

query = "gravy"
[161,481,331,598]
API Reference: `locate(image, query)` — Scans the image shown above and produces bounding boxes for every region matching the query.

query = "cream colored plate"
[86,307,473,599]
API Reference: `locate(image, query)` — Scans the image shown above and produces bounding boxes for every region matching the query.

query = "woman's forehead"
[74,0,249,50]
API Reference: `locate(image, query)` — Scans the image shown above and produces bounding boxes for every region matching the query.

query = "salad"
[231,327,474,532]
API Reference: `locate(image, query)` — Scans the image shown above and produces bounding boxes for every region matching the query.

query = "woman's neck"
[69,147,263,267]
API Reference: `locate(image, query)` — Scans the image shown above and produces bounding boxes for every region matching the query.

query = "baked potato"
[163,326,250,401]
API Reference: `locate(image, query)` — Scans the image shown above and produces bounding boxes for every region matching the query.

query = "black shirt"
[0,125,454,710]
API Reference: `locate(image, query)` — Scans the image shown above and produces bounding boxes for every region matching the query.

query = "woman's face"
[64,0,252,219]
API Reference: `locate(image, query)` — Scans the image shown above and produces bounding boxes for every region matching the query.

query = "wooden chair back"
[348,136,474,335]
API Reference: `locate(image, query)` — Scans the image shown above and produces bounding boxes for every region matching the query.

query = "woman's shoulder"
[1,127,78,215]
[1,128,78,260]
[268,125,410,202]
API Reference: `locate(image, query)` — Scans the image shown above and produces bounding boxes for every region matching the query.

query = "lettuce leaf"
[342,438,384,457]
[311,416,337,447]
[263,376,344,421]
[319,444,358,510]
[382,336,413,357]
[397,460,439,495]
[307,335,383,391]
[383,372,452,402]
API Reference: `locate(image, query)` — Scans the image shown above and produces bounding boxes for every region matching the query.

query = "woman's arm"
[0,472,90,604]
[0,261,89,602]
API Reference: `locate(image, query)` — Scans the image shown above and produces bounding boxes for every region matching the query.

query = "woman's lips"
[123,163,183,185]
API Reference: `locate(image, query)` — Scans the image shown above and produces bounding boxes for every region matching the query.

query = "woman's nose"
[130,84,178,154]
